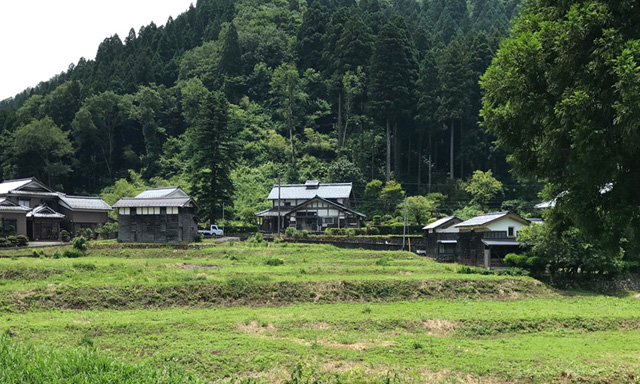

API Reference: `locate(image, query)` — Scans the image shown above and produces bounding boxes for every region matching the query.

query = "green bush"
[7,236,18,246]
[301,230,310,238]
[63,249,85,258]
[95,223,118,239]
[15,235,28,247]
[52,251,62,259]
[285,227,300,237]
[504,253,529,268]
[246,233,267,247]
[0,238,10,247]
[264,257,284,266]
[72,236,87,252]
[77,228,94,240]
[368,227,380,236]
[346,228,356,238]
[193,233,204,243]
[60,230,71,242]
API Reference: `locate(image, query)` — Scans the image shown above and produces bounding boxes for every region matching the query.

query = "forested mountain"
[0,0,529,222]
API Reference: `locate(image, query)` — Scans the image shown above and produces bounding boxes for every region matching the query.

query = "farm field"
[1,243,639,383]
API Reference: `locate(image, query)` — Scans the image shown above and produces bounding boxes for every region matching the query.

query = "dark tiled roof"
[58,194,111,211]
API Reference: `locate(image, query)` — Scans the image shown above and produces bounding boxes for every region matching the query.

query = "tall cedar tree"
[218,23,243,102]
[296,0,330,71]
[481,0,640,261]
[369,16,419,181]
[186,90,235,223]
[415,50,440,190]
[437,38,471,180]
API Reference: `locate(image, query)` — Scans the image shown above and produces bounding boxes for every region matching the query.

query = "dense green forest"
[0,0,531,223]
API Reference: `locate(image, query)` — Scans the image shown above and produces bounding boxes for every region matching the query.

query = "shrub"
[0,238,9,247]
[77,228,94,240]
[373,215,382,225]
[95,223,118,239]
[193,233,204,243]
[63,249,85,258]
[264,257,284,266]
[346,228,356,238]
[15,235,28,247]
[72,236,87,252]
[285,227,300,237]
[301,230,310,238]
[368,227,380,236]
[52,251,62,259]
[504,253,529,268]
[246,233,267,247]
[7,236,18,246]
[60,230,71,242]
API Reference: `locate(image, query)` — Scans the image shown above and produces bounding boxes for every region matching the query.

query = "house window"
[153,207,160,215]
[167,207,179,214]
[284,202,291,207]
[439,243,456,254]
[323,217,334,224]
[18,200,30,208]
[508,226,515,237]
[119,208,130,215]
[2,219,17,234]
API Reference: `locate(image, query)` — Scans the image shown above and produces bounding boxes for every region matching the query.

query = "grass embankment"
[0,245,548,311]
[1,243,639,383]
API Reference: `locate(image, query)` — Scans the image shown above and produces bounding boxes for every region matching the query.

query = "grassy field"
[1,243,639,383]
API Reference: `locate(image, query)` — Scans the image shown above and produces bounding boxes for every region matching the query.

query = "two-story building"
[0,177,111,240]
[423,212,530,268]
[113,187,199,243]
[256,180,365,233]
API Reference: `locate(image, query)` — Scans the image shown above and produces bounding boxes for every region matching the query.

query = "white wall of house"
[485,217,528,237]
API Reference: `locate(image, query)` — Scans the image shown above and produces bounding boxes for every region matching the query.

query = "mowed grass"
[1,243,639,383]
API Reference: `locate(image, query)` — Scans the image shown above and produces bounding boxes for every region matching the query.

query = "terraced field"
[1,243,639,383]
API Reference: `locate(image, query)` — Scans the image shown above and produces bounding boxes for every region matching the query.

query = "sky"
[0,0,195,101]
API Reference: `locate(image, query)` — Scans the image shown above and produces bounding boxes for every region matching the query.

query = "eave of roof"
[113,197,195,208]
[455,212,529,228]
[290,196,366,217]
[423,216,460,230]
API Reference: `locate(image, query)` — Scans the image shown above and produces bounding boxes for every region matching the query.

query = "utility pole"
[277,173,281,238]
[402,196,407,250]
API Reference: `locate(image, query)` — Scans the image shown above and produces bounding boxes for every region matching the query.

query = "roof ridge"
[143,186,180,190]
[0,177,36,183]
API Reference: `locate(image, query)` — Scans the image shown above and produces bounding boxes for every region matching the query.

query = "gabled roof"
[58,194,112,211]
[135,187,189,199]
[0,198,31,212]
[423,216,461,230]
[26,203,65,219]
[0,177,54,195]
[255,207,293,217]
[267,181,353,200]
[291,196,366,217]
[113,197,194,208]
[455,212,529,228]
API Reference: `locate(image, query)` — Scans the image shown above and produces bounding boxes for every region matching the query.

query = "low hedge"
[0,235,29,247]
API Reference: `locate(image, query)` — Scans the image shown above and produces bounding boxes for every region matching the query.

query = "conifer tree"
[369,16,419,181]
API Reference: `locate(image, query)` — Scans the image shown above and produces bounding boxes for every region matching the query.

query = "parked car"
[199,225,224,237]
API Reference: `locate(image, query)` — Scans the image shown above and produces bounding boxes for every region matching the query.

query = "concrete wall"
[0,212,27,236]
[118,211,198,243]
